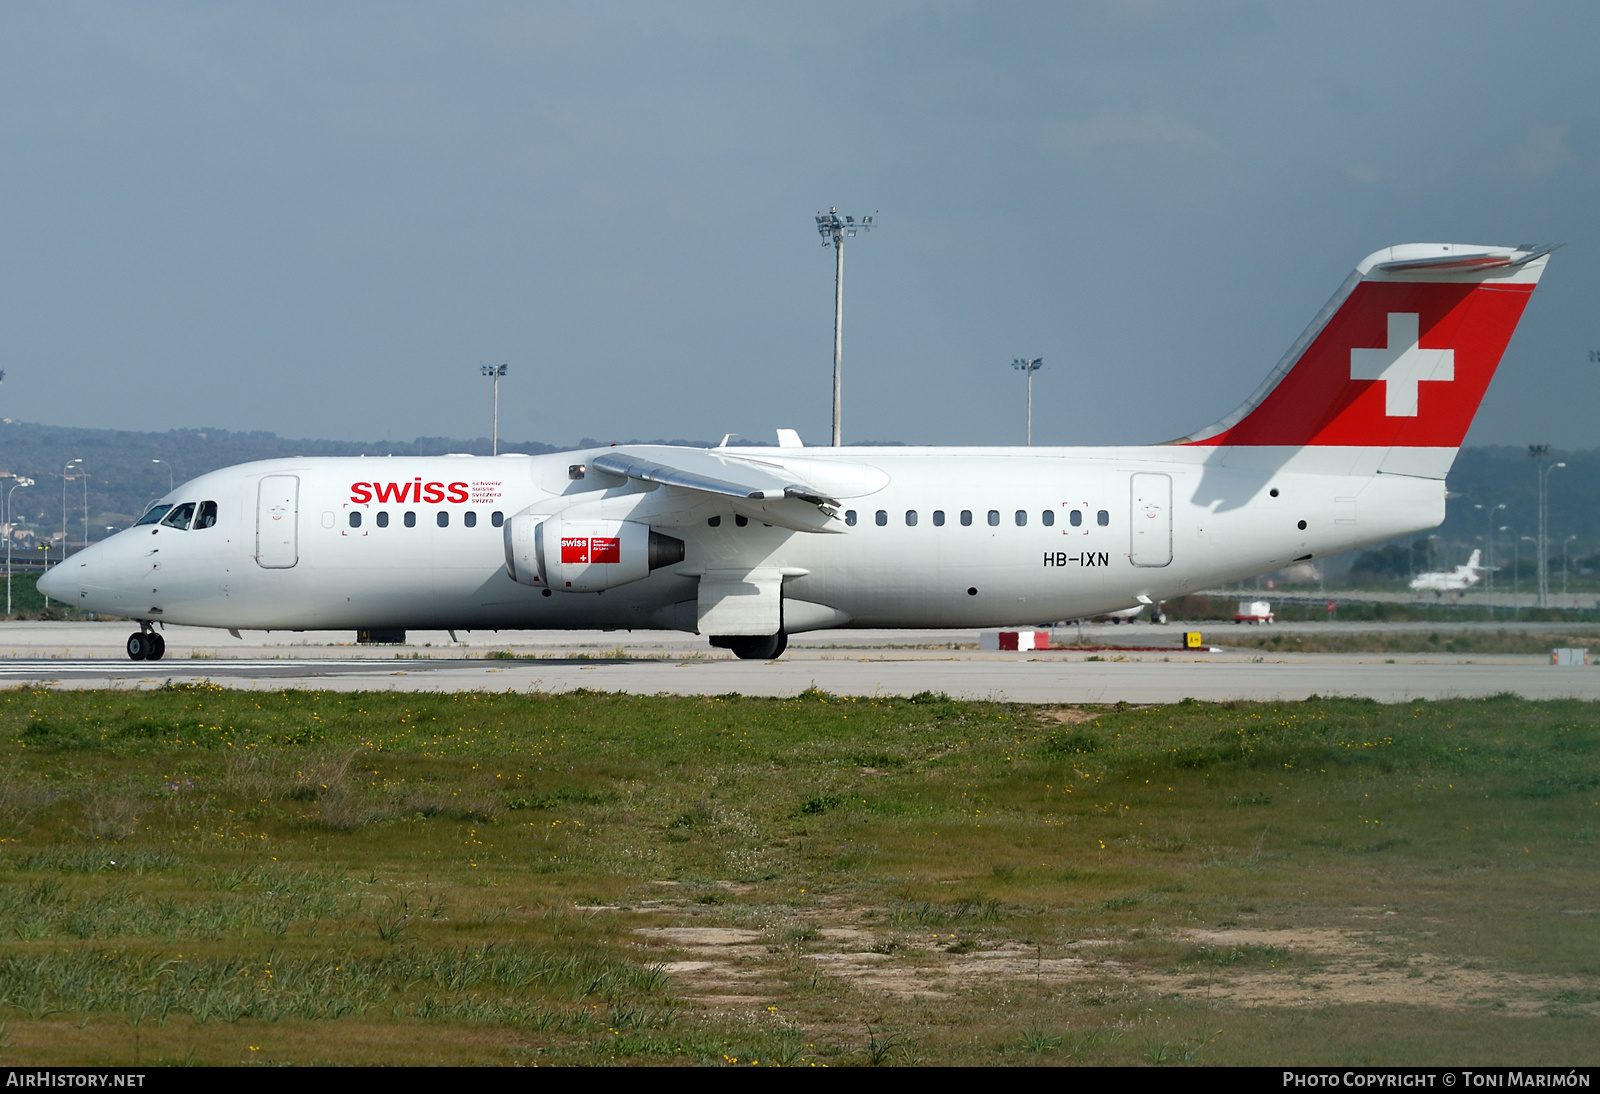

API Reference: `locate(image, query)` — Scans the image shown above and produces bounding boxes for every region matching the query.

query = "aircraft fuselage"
[50,443,1441,634]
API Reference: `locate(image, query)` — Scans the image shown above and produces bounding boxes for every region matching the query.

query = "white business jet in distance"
[1409,549,1487,594]
[42,243,1552,662]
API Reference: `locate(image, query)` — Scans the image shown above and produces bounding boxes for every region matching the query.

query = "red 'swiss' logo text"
[560,537,620,565]
[349,481,470,504]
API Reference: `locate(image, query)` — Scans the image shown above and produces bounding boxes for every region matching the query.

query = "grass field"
[0,685,1592,1066]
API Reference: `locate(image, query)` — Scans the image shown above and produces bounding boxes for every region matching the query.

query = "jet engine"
[504,512,684,591]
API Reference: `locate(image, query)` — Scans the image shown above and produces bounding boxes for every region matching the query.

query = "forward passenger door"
[256,475,299,569]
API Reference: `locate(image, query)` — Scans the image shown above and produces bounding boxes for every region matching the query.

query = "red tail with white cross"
[1181,244,1552,449]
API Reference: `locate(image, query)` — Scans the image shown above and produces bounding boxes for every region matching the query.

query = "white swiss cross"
[1349,312,1454,417]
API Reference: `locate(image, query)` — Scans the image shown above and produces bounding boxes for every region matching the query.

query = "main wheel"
[146,633,166,661]
[126,633,149,661]
[711,632,788,660]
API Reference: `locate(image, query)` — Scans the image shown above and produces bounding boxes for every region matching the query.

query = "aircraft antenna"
[1012,358,1044,446]
[815,208,877,447]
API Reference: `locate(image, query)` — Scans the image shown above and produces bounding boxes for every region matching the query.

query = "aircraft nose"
[36,564,65,600]
[38,536,119,603]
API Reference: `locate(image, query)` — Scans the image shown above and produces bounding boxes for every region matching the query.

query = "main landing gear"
[127,629,165,661]
[710,632,788,660]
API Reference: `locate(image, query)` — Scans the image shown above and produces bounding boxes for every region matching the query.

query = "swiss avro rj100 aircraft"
[41,243,1551,662]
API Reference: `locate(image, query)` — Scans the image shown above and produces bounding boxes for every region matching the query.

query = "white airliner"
[1409,549,1486,593]
[41,242,1551,662]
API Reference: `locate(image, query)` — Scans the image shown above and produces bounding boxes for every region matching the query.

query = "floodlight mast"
[5,477,32,617]
[1012,358,1043,445]
[481,364,508,456]
[1529,444,1565,608]
[816,208,876,447]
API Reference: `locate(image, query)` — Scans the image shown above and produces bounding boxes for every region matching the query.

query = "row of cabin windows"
[136,501,219,531]
[841,508,1110,528]
[349,510,504,530]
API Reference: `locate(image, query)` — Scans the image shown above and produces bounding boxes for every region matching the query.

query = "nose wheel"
[127,632,166,661]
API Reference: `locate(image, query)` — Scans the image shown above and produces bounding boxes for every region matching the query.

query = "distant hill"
[1421,446,1600,570]
[0,420,645,548]
[0,421,1593,564]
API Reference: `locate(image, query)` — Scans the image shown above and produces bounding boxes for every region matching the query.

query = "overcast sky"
[2,2,1597,449]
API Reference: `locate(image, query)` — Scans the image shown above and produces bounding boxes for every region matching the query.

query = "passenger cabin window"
[1070,509,1083,527]
[1042,509,1054,527]
[875,510,888,526]
[960,510,972,526]
[844,510,857,526]
[349,511,362,529]
[987,510,1000,527]
[136,504,172,527]
[193,501,219,529]
[464,511,477,528]
[1097,509,1110,526]
[491,511,504,527]
[905,510,918,527]
[436,511,449,528]
[1015,510,1027,527]
[933,510,945,527]
[404,511,417,528]
[160,503,196,530]
[377,511,390,528]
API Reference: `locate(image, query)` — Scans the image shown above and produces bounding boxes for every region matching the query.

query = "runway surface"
[0,621,1597,703]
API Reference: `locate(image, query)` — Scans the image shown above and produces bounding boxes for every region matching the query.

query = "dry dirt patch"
[1179,927,1365,953]
[1148,926,1588,1015]
[633,915,1592,1016]
[1039,707,1104,726]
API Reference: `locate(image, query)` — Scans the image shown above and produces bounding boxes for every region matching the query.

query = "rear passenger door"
[1129,472,1172,567]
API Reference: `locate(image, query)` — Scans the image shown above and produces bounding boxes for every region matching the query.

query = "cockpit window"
[135,504,172,527]
[160,503,196,530]
[193,501,218,529]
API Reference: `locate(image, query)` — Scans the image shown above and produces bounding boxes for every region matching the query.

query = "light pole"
[1516,532,1535,617]
[1564,535,1578,599]
[5,478,32,617]
[60,459,81,567]
[1012,358,1043,446]
[152,459,173,494]
[80,462,89,550]
[1474,502,1505,617]
[1530,446,1565,608]
[481,364,507,456]
[815,207,875,447]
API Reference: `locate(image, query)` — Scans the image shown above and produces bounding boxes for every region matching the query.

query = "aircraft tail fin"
[1177,244,1553,467]
[1465,548,1482,571]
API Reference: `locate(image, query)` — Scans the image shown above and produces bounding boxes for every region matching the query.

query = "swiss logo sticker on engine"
[589,537,621,564]
[560,537,590,564]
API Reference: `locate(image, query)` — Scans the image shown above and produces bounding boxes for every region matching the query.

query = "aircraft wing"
[591,446,885,534]
[592,446,837,506]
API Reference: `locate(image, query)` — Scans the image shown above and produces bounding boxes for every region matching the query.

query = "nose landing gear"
[126,629,165,661]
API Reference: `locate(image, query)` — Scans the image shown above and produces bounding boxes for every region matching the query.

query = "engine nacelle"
[504,512,684,591]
